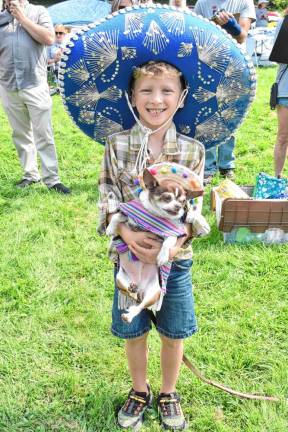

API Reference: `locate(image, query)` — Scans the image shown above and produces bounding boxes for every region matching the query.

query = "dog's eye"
[162,195,172,202]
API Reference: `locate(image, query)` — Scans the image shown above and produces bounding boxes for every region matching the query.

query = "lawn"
[0,67,287,432]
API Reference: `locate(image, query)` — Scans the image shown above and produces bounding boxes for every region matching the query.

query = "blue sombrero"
[59,4,256,149]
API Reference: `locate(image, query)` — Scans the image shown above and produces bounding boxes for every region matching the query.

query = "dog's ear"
[143,169,159,191]
[186,189,204,199]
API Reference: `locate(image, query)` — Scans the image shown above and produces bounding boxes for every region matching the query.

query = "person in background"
[169,0,189,10]
[47,24,67,86]
[256,0,269,27]
[0,0,70,193]
[273,7,288,178]
[111,0,136,12]
[194,0,255,185]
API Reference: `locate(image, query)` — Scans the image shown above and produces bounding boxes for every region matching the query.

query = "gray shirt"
[0,1,53,90]
[274,18,288,98]
[194,0,256,21]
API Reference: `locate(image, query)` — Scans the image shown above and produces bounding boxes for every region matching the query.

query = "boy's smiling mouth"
[146,108,166,114]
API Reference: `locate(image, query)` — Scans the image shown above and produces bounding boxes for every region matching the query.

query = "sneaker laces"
[158,392,182,418]
[122,389,150,417]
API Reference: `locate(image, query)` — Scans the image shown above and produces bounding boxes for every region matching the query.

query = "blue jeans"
[277,97,288,108]
[205,135,235,175]
[111,259,197,339]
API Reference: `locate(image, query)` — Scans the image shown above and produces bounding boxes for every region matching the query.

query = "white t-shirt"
[194,0,256,21]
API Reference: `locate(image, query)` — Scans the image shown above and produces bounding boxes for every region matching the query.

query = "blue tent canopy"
[48,0,111,26]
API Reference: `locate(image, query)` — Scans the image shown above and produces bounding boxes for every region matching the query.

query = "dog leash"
[144,309,283,403]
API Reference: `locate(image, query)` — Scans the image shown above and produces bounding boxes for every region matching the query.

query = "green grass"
[0,67,287,431]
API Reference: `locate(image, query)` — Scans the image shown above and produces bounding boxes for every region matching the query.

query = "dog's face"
[141,169,188,220]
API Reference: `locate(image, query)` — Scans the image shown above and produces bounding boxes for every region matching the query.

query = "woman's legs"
[274,105,288,177]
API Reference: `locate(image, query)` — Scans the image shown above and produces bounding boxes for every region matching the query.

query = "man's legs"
[204,146,218,176]
[23,84,60,187]
[218,135,235,176]
[274,105,288,177]
[0,85,40,182]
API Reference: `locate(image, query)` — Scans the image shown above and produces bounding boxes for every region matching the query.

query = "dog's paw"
[105,224,115,236]
[157,249,170,266]
[121,312,132,323]
[121,306,141,323]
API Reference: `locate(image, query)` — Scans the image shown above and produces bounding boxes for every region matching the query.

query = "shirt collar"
[129,122,180,155]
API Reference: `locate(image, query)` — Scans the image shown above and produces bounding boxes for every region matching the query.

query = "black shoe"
[203,173,215,186]
[219,169,235,180]
[16,178,40,189]
[48,183,71,194]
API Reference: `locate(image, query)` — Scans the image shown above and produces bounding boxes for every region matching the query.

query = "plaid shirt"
[98,123,205,262]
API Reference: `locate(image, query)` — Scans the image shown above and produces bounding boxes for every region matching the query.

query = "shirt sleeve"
[97,136,123,234]
[194,1,203,16]
[240,0,256,21]
[37,5,54,31]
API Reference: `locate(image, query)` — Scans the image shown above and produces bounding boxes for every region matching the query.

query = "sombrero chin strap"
[125,89,188,176]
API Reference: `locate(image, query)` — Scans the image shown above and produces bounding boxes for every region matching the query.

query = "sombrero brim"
[59,4,256,149]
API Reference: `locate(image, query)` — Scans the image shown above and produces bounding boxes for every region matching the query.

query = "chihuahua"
[106,167,206,323]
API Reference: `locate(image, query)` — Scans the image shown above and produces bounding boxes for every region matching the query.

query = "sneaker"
[157,392,187,431]
[118,385,153,430]
[219,169,235,180]
[16,178,40,189]
[48,183,71,194]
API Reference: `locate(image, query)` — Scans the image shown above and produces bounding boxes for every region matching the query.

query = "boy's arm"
[98,136,122,234]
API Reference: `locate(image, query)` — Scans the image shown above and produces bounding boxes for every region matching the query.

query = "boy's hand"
[128,238,163,264]
[117,222,161,249]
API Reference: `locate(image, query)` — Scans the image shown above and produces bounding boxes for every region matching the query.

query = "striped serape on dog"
[113,199,186,293]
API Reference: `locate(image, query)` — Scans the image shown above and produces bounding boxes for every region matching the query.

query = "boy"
[98,61,205,431]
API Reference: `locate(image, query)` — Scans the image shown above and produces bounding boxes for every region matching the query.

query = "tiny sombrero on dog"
[59,4,256,149]
[138,162,204,198]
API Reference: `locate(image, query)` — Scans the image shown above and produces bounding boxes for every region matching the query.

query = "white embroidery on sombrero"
[224,57,246,81]
[123,13,145,39]
[160,12,185,36]
[195,113,230,143]
[190,27,230,74]
[216,77,250,108]
[79,110,95,125]
[193,87,215,103]
[94,113,123,143]
[66,59,90,86]
[83,30,119,80]
[143,21,169,55]
[220,106,241,122]
[121,47,137,60]
[66,83,122,110]
[177,42,193,58]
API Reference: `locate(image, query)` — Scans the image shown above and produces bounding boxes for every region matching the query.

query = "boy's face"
[131,73,183,130]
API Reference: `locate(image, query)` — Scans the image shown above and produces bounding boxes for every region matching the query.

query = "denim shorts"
[111,259,197,339]
[277,97,288,108]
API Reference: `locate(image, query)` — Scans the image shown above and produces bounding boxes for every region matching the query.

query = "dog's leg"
[106,212,127,236]
[156,236,177,266]
[121,264,161,323]
[117,254,142,302]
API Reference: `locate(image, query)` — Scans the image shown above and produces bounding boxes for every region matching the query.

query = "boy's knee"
[160,334,183,348]
[125,333,148,346]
